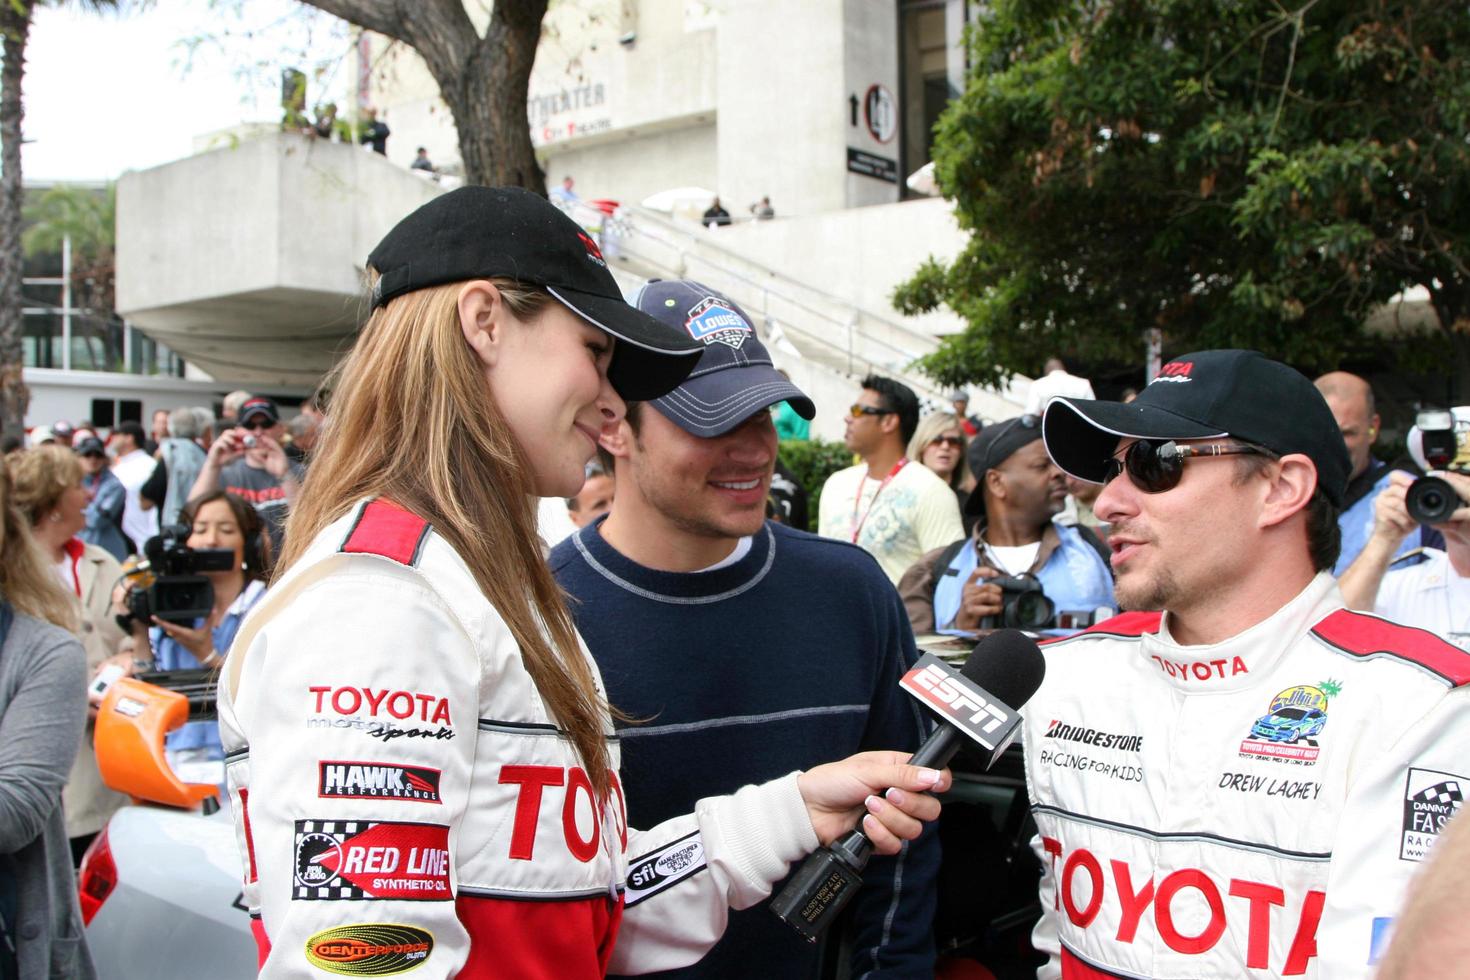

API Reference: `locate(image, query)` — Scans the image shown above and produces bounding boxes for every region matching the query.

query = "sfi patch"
[1400,767,1464,862]
[304,923,433,976]
[684,297,751,348]
[293,820,451,901]
[624,831,706,908]
[318,761,442,803]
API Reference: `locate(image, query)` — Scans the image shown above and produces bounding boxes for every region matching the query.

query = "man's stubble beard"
[633,460,763,542]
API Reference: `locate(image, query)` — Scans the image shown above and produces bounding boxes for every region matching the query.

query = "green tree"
[24,182,115,313]
[895,0,1470,398]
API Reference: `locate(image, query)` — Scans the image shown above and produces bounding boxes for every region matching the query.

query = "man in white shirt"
[109,420,157,553]
[1338,469,1470,651]
[1024,357,1096,416]
[817,375,963,582]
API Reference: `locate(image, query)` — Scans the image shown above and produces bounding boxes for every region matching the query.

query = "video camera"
[979,574,1056,631]
[1406,408,1470,525]
[118,524,237,628]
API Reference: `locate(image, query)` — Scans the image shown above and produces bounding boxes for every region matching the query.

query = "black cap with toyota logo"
[1041,349,1350,506]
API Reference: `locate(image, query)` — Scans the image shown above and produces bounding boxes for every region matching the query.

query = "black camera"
[1406,409,1467,525]
[980,574,1056,631]
[121,524,237,627]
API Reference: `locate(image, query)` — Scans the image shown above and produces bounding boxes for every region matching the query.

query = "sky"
[23,1,354,183]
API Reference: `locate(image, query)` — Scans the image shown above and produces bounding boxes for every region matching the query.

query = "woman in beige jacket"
[7,445,129,861]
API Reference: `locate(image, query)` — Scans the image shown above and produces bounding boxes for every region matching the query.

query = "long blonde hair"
[278,278,615,798]
[0,461,78,631]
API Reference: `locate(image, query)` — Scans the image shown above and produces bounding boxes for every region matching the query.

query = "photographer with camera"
[114,491,269,779]
[1339,408,1470,650]
[898,414,1114,636]
[188,397,302,553]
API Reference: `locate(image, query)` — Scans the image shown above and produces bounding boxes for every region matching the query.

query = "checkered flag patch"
[294,819,371,901]
[298,819,369,835]
[1412,781,1463,808]
[296,883,359,900]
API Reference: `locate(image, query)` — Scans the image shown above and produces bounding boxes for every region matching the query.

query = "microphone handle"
[906,725,963,772]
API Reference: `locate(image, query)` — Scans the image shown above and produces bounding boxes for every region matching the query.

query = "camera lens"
[1406,476,1462,525]
[1012,591,1057,631]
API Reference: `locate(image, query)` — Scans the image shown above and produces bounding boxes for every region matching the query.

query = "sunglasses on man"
[240,418,274,432]
[848,404,893,418]
[1102,439,1268,494]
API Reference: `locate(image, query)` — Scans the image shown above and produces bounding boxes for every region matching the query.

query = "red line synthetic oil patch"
[304,923,433,976]
[294,820,451,901]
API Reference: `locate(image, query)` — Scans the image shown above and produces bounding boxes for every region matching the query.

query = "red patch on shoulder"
[340,499,431,567]
[1311,609,1470,687]
[1041,610,1161,646]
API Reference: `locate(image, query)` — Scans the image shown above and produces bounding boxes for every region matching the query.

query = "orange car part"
[94,678,219,809]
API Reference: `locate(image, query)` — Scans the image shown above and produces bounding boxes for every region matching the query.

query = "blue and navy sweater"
[550,519,940,980]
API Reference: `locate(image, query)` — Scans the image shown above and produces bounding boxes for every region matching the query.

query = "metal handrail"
[620,206,944,350]
[580,206,952,400]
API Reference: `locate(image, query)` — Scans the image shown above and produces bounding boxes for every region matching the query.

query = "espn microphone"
[770,629,1046,941]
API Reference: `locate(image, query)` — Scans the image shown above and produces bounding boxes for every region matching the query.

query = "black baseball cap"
[74,436,106,457]
[1042,349,1350,506]
[239,396,280,425]
[633,280,814,437]
[367,186,703,401]
[964,414,1044,517]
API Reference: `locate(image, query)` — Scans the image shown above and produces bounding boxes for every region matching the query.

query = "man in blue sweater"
[551,280,940,980]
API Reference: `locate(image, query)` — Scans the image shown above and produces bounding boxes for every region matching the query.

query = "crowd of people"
[1,182,1466,980]
[0,391,322,975]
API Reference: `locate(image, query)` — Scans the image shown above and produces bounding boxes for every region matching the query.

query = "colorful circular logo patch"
[304,923,433,976]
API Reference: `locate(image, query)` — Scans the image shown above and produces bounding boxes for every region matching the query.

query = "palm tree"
[24,183,120,369]
[0,1,117,438]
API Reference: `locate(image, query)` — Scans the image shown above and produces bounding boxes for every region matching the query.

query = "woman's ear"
[458,280,505,368]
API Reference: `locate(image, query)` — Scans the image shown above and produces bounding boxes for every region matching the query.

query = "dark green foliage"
[897,0,1470,397]
[776,437,854,532]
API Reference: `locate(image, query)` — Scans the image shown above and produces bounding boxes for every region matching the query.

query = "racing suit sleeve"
[607,773,819,975]
[229,566,480,980]
[1030,830,1063,980]
[1317,684,1470,978]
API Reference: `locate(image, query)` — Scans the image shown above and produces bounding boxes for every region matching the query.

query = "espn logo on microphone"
[900,653,1022,754]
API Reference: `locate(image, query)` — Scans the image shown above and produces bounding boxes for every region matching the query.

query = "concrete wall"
[367,0,907,217]
[118,133,440,315]
[711,196,968,337]
[545,120,717,208]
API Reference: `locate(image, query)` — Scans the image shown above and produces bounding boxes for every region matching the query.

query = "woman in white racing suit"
[218,186,947,979]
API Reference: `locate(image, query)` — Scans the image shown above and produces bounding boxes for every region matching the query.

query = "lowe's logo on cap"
[685,297,751,349]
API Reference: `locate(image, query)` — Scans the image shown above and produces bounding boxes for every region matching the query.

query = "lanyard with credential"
[849,458,908,543]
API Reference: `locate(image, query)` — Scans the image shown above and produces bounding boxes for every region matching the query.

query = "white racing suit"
[218,499,820,978]
[1023,572,1470,978]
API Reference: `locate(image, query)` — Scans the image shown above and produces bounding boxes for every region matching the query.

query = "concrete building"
[113,0,1030,440]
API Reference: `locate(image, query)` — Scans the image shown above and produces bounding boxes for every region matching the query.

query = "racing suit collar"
[1141,572,1342,692]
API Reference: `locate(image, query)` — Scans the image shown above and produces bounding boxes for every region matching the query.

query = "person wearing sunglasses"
[898,415,1114,638]
[1018,349,1470,980]
[817,377,964,583]
[907,411,972,521]
[189,396,302,553]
